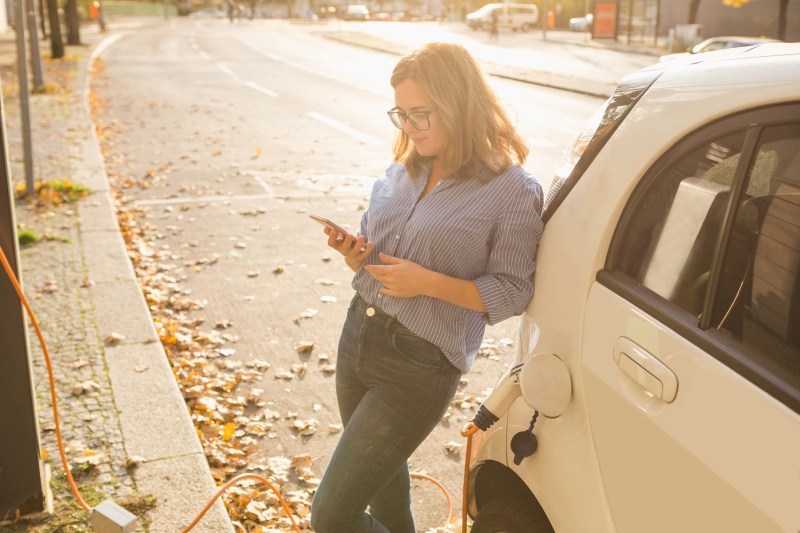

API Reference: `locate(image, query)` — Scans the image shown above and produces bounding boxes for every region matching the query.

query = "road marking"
[91,33,125,61]
[307,111,380,146]
[214,62,279,98]
[134,193,275,207]
[234,36,388,98]
[252,174,275,195]
[216,63,234,76]
[244,81,278,98]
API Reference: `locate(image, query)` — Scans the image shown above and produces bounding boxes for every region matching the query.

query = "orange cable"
[1,244,303,529]
[410,471,453,524]
[3,243,466,532]
[461,422,479,533]
[181,472,301,533]
[0,244,91,513]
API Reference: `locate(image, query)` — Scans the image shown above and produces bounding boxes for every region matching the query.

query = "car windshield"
[543,70,663,222]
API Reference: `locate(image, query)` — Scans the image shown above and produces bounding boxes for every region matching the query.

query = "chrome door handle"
[613,337,678,403]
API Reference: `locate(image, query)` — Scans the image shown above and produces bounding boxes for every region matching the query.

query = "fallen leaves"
[294,341,315,354]
[71,380,100,395]
[104,332,125,345]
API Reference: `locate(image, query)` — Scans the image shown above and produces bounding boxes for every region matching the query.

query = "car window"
[697,41,728,53]
[606,105,800,411]
[712,123,800,379]
[614,131,744,316]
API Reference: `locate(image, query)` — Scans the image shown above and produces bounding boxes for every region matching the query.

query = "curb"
[78,32,234,532]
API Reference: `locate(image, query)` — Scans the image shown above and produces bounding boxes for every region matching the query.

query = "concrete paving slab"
[79,193,122,233]
[130,454,234,533]
[89,279,160,344]
[80,228,136,283]
[104,341,202,460]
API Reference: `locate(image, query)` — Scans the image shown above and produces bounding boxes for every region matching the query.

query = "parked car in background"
[466,42,800,533]
[342,4,369,20]
[568,13,592,31]
[466,3,539,32]
[659,35,781,61]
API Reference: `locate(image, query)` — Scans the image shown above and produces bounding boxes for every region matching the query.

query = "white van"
[466,43,800,532]
[466,3,539,32]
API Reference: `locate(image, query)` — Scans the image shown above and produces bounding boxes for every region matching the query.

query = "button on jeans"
[311,294,462,533]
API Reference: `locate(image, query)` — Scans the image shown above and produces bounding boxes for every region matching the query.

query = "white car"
[659,35,781,62]
[466,3,539,32]
[342,4,370,21]
[467,43,800,532]
[568,13,593,32]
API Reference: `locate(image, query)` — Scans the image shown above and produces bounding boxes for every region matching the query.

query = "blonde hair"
[390,42,529,178]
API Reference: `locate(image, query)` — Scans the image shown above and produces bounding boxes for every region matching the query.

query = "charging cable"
[2,239,467,530]
[0,243,304,531]
[0,243,92,513]
[460,422,478,533]
[2,242,463,531]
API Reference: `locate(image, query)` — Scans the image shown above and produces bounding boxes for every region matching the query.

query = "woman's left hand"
[364,252,432,298]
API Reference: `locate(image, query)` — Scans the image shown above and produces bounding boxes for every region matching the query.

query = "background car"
[659,35,781,61]
[342,4,369,20]
[466,42,800,532]
[466,3,539,32]
[568,13,593,31]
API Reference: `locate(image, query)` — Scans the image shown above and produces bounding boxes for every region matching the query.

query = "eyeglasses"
[387,108,432,131]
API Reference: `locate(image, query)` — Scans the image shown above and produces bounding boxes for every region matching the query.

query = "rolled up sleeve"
[474,179,544,325]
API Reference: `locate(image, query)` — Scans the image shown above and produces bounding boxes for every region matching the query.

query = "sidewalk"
[0,25,231,532]
[1,17,657,532]
[317,21,663,97]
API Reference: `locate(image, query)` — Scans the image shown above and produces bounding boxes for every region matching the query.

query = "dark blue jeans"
[311,294,462,533]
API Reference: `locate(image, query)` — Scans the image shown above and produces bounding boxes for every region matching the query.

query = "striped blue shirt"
[352,161,544,373]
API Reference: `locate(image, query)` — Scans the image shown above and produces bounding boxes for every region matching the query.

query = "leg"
[311,301,461,533]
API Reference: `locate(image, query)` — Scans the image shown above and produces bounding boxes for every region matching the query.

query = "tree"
[722,0,792,41]
[690,0,792,41]
[688,0,701,23]
[47,0,64,58]
[777,0,789,40]
[65,0,81,45]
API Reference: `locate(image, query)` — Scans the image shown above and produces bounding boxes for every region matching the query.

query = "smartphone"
[309,213,348,235]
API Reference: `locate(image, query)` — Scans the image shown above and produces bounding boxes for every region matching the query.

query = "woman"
[310,42,544,533]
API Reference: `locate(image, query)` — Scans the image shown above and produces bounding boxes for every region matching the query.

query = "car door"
[581,106,800,532]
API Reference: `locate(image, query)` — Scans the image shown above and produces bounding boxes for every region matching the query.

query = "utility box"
[90,500,138,533]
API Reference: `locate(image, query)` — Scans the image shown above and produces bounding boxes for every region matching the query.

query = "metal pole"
[653,0,660,46]
[15,0,35,195]
[0,64,45,519]
[627,0,633,45]
[25,0,44,93]
[540,0,547,39]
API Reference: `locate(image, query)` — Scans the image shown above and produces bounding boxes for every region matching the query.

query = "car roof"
[627,43,800,135]
[699,35,780,44]
[645,42,800,72]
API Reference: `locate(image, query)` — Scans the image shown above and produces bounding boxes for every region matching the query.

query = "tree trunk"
[39,0,47,37]
[688,0,701,23]
[47,0,64,58]
[777,0,788,40]
[65,0,81,45]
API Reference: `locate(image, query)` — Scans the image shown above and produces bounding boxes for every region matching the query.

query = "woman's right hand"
[324,227,373,270]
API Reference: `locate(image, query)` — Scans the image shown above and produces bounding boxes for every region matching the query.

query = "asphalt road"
[91,18,603,530]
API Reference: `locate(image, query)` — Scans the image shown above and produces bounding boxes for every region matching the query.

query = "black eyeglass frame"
[387,108,433,131]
